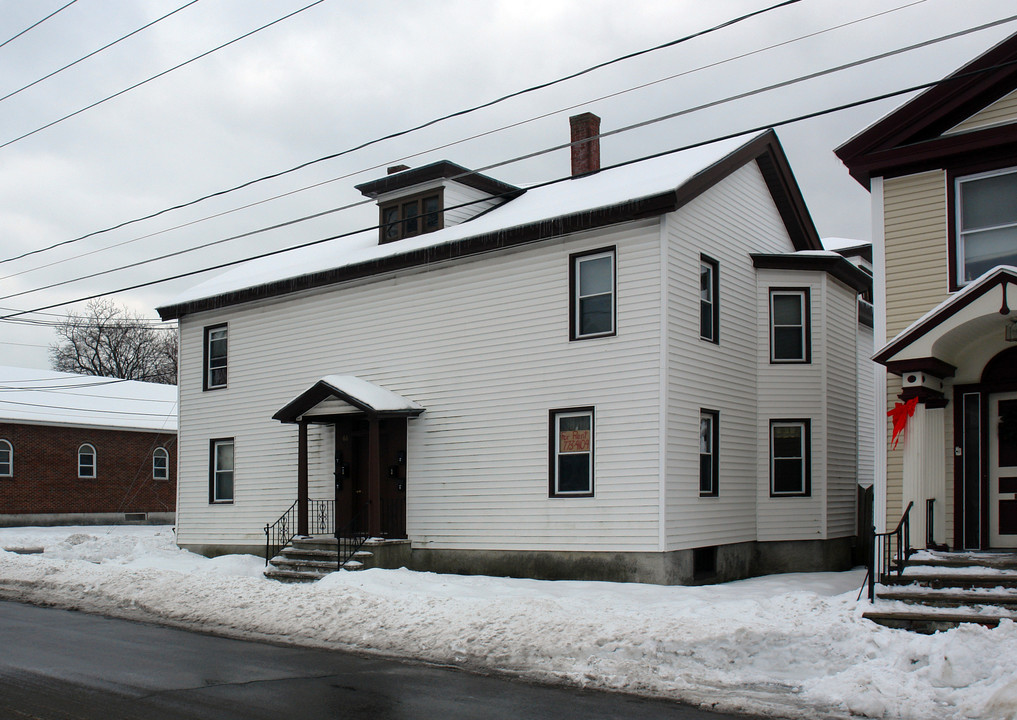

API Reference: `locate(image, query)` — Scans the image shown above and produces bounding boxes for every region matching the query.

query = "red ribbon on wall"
[888,397,919,450]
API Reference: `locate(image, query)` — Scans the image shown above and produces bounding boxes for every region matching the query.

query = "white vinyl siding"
[175,220,664,552]
[665,161,793,550]
[442,181,504,226]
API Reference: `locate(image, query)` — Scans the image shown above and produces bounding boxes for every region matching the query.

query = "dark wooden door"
[378,418,407,539]
[334,417,406,539]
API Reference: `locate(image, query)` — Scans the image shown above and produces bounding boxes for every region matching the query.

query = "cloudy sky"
[1,0,1016,372]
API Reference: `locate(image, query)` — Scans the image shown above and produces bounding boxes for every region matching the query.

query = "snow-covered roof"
[273,375,424,422]
[163,134,759,312]
[0,366,178,433]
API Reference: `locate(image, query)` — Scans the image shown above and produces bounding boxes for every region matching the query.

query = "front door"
[333,417,407,539]
[989,392,1017,548]
[335,419,368,533]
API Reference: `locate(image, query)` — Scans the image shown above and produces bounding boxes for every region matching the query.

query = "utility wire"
[6,53,1017,323]
[0,0,329,154]
[0,0,802,266]
[0,0,929,284]
[0,0,203,105]
[0,0,78,50]
[3,9,1012,304]
[0,398,175,417]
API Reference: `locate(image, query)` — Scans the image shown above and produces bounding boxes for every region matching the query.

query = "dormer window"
[380,191,442,244]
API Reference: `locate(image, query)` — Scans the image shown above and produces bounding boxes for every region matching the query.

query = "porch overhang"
[874,266,1017,378]
[272,375,424,423]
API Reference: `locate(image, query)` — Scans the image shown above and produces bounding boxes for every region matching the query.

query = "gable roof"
[354,160,521,199]
[158,130,820,321]
[273,375,424,423]
[0,366,178,433]
[836,30,1017,187]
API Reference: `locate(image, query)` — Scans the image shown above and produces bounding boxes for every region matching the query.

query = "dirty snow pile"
[1,526,1015,720]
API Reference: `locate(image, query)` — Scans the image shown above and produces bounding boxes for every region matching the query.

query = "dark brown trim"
[899,386,948,406]
[883,357,957,379]
[355,160,521,200]
[208,437,234,504]
[699,255,719,344]
[835,243,873,263]
[159,131,822,321]
[548,406,595,498]
[699,408,719,497]
[874,268,1017,365]
[569,246,617,342]
[202,323,227,392]
[769,418,811,497]
[768,287,811,364]
[273,380,423,423]
[297,420,308,536]
[751,253,872,294]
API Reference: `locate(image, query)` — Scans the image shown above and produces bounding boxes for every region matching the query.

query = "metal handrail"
[866,501,914,601]
[264,499,336,564]
[336,502,370,571]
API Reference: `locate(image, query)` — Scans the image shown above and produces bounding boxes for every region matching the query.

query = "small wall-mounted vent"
[123,512,147,523]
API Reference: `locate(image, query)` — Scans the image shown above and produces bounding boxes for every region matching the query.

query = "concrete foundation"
[0,512,175,528]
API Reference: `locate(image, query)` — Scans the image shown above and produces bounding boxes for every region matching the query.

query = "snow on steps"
[264,536,373,583]
[864,551,1017,633]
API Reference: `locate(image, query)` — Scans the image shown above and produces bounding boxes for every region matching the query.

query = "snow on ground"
[1,526,1015,720]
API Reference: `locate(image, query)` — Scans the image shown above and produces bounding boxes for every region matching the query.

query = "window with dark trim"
[0,439,11,477]
[78,443,96,478]
[549,407,594,497]
[203,324,228,391]
[769,289,810,363]
[570,247,616,340]
[954,166,1017,285]
[700,256,719,343]
[699,410,718,496]
[153,447,169,480]
[209,438,234,503]
[379,190,443,243]
[770,420,810,496]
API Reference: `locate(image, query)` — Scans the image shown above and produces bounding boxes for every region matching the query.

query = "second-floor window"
[956,167,1017,285]
[570,247,616,340]
[700,256,719,343]
[770,289,810,363]
[204,324,228,390]
[380,191,442,243]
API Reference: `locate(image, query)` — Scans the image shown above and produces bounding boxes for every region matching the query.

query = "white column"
[901,403,946,548]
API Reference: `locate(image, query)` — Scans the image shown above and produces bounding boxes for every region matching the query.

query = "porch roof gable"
[273,375,424,423]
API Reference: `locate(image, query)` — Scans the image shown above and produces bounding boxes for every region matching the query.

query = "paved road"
[0,601,758,720]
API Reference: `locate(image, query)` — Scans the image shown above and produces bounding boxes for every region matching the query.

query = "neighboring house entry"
[990,391,1017,548]
[273,375,423,539]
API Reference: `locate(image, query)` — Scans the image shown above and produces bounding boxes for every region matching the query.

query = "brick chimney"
[387,164,410,175]
[569,112,601,177]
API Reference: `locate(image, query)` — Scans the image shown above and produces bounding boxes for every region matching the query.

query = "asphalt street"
[0,600,762,720]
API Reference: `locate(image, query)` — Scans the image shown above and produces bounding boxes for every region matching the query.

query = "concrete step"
[863,609,1009,633]
[877,588,1017,609]
[907,553,1017,571]
[270,556,343,572]
[263,568,333,583]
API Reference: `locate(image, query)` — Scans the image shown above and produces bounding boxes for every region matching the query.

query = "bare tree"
[49,299,177,384]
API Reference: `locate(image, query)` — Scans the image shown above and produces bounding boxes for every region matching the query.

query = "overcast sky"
[2,0,1016,373]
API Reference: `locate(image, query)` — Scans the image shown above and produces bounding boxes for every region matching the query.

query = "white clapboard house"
[158,115,872,584]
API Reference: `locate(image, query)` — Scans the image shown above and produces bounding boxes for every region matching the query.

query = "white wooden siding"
[825,278,859,539]
[664,161,795,550]
[443,181,503,226]
[946,89,1017,134]
[176,220,665,552]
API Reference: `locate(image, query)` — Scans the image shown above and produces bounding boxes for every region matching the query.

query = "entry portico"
[875,267,1017,550]
[272,375,424,538]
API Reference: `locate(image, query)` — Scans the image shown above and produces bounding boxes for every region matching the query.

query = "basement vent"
[123,513,147,523]
[692,546,717,582]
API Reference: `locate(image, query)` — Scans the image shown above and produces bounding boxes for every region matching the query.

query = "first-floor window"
[0,439,11,476]
[700,410,718,496]
[550,408,594,496]
[153,447,169,480]
[78,443,96,478]
[209,438,234,503]
[770,420,810,496]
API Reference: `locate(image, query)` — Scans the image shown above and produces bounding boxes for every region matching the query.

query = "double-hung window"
[209,438,234,503]
[570,248,615,340]
[955,167,1017,285]
[699,410,718,496]
[153,447,169,480]
[770,289,809,363]
[549,408,594,496]
[379,191,442,243]
[770,420,810,496]
[78,444,96,478]
[204,324,228,390]
[700,256,719,343]
[0,439,11,477]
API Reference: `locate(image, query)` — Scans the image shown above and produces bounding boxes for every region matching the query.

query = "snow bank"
[0,526,1015,719]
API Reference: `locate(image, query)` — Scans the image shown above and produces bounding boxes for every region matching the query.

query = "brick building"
[0,367,177,526]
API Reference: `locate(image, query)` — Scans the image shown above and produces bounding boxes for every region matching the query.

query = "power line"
[0,0,330,154]
[4,9,1012,305]
[0,0,802,266]
[0,398,176,418]
[0,0,203,105]
[0,0,78,50]
[6,54,1017,323]
[0,0,929,285]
